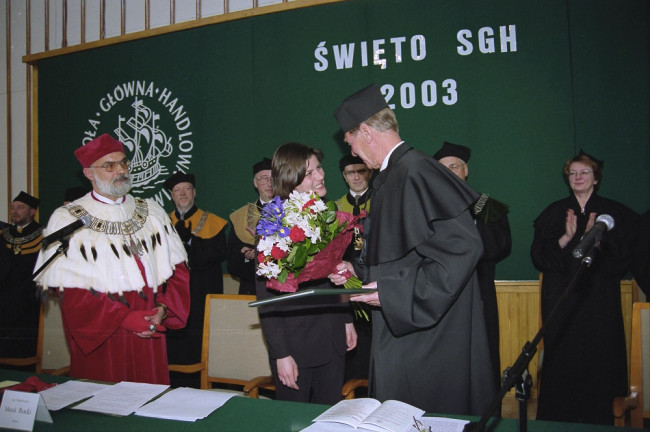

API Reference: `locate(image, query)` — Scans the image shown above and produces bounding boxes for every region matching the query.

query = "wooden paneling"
[495,279,636,398]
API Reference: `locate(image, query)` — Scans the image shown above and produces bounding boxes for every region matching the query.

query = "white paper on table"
[301,415,469,432]
[134,387,238,421]
[416,416,469,432]
[71,381,168,416]
[39,381,111,411]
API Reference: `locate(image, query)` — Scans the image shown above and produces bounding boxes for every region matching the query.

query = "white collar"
[349,188,369,197]
[92,190,126,205]
[380,141,405,171]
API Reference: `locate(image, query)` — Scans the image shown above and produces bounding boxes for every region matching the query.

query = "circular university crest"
[80,80,195,206]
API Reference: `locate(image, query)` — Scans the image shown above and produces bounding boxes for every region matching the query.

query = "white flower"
[257,235,277,255]
[309,199,328,213]
[304,225,321,243]
[275,236,292,252]
[257,261,282,278]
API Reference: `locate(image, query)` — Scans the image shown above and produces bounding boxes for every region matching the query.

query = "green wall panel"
[36,0,649,280]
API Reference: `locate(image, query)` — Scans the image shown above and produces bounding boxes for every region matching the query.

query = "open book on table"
[300,398,424,432]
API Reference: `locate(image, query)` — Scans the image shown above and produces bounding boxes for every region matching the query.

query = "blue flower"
[278,226,291,238]
[257,196,285,236]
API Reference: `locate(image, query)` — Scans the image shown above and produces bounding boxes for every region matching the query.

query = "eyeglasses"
[568,169,593,177]
[445,162,466,171]
[412,417,432,432]
[90,158,130,172]
[256,175,272,184]
[343,168,369,177]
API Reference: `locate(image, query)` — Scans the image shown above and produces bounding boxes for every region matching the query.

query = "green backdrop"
[36,0,649,280]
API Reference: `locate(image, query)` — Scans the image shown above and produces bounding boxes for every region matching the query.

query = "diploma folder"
[248,288,377,307]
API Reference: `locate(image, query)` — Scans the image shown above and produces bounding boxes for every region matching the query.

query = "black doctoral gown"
[0,222,42,359]
[531,192,639,425]
[473,196,511,390]
[360,143,496,415]
[167,206,228,388]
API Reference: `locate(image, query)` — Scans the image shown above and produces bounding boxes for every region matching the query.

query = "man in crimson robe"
[34,133,190,384]
[332,84,496,415]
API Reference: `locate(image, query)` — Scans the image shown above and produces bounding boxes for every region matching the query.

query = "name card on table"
[0,390,53,431]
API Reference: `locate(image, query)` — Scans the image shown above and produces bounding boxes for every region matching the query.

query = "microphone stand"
[32,238,70,281]
[464,246,597,432]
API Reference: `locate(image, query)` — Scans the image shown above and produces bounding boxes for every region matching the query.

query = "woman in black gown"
[531,150,639,425]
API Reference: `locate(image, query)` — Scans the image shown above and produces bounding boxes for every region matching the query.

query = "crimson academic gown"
[360,143,496,415]
[532,192,639,424]
[61,262,189,384]
[34,193,190,385]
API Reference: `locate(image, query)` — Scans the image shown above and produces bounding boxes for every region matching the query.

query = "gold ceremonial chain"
[353,227,363,251]
[66,199,149,256]
[246,203,260,232]
[473,193,489,215]
[191,210,209,235]
[3,227,44,255]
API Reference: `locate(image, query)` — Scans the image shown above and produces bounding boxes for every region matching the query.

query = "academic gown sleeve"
[378,210,483,337]
[60,262,190,356]
[187,229,228,271]
[478,213,512,263]
[227,228,255,283]
[155,261,191,329]
[530,199,573,274]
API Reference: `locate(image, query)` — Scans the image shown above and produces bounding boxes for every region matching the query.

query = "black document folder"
[248,288,377,307]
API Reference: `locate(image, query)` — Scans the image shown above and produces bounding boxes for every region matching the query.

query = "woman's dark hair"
[272,142,324,199]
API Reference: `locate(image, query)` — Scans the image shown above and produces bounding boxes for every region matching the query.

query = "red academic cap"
[74,134,125,168]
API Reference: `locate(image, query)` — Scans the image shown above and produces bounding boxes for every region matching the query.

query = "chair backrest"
[41,295,71,373]
[203,294,271,389]
[631,302,649,423]
[223,274,240,295]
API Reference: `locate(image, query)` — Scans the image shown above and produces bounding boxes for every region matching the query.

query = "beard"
[93,172,132,197]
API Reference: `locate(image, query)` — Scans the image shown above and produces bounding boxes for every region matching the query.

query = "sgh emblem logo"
[81,80,194,206]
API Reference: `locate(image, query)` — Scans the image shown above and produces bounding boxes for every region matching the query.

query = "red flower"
[289,225,306,243]
[257,251,267,263]
[271,245,287,260]
[301,199,316,211]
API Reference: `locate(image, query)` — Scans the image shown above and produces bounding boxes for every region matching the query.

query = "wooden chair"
[169,294,273,392]
[613,302,649,428]
[172,292,370,398]
[342,378,369,399]
[0,295,70,376]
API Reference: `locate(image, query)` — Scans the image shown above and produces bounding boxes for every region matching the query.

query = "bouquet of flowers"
[256,190,363,292]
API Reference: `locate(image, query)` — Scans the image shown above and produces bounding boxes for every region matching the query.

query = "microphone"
[572,214,615,259]
[42,214,92,248]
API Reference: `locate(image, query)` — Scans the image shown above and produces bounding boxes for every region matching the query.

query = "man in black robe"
[434,141,512,392]
[0,191,43,359]
[333,84,496,415]
[164,172,229,388]
[227,157,273,295]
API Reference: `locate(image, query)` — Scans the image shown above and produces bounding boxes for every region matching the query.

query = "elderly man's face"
[345,127,382,170]
[84,151,131,199]
[171,182,196,213]
[438,156,468,181]
[10,201,35,226]
[253,169,273,201]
